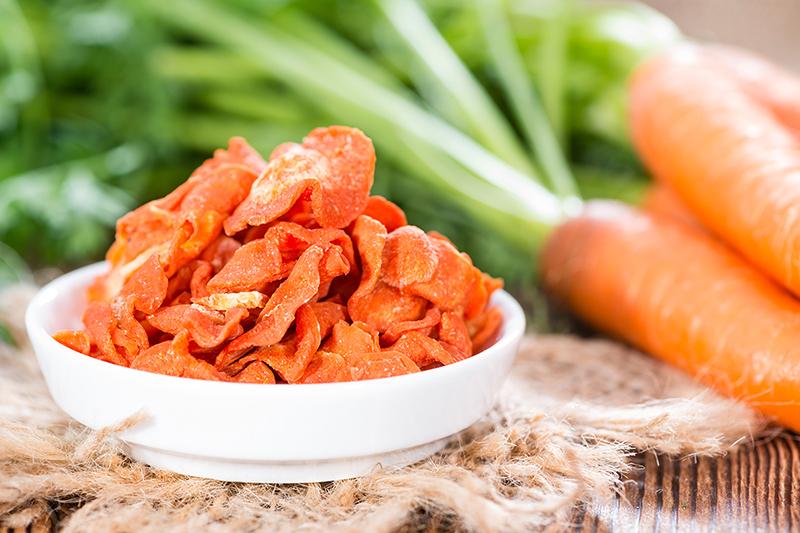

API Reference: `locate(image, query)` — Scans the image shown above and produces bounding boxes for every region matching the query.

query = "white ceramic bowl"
[25,262,525,483]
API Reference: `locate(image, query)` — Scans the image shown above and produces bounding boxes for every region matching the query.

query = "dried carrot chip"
[255,303,321,383]
[112,297,149,358]
[215,245,324,367]
[320,321,380,366]
[381,226,437,288]
[53,330,91,355]
[306,301,349,339]
[297,351,349,384]
[350,351,420,381]
[401,237,476,311]
[93,138,265,301]
[131,331,229,381]
[438,311,472,359]
[200,235,242,274]
[347,215,386,305]
[347,215,428,330]
[348,281,428,333]
[381,306,441,346]
[193,292,267,311]
[224,126,374,234]
[189,260,213,299]
[386,331,459,367]
[207,222,353,294]
[116,253,169,315]
[233,360,277,384]
[468,306,503,353]
[362,196,407,233]
[148,304,248,350]
[83,301,128,366]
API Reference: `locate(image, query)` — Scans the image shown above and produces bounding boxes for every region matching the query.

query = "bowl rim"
[26,261,526,392]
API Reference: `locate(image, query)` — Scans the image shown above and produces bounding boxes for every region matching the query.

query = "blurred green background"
[0,0,681,302]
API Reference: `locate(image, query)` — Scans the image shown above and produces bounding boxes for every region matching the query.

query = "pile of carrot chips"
[54,127,503,383]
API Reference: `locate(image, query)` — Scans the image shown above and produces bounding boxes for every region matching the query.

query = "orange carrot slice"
[224,126,374,234]
[91,138,265,301]
[214,245,324,367]
[350,351,420,381]
[385,331,457,367]
[298,351,349,384]
[234,360,277,384]
[362,196,407,232]
[53,330,92,355]
[381,306,441,346]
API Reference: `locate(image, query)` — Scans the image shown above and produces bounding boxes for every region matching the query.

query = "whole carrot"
[541,200,800,431]
[630,44,800,296]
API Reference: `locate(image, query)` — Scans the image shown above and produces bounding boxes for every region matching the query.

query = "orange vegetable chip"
[297,351,349,384]
[233,360,277,384]
[307,301,349,338]
[362,196,407,232]
[224,126,374,234]
[381,306,441,346]
[131,332,229,381]
[381,226,437,288]
[148,304,248,350]
[189,260,213,299]
[112,297,150,358]
[320,321,380,366]
[348,281,428,333]
[228,343,292,375]
[350,351,420,381]
[161,210,226,278]
[92,138,265,301]
[53,330,91,355]
[115,253,169,315]
[83,301,129,367]
[461,269,503,320]
[386,331,459,367]
[200,235,242,274]
[347,215,429,331]
[215,245,324,367]
[207,222,353,294]
[401,237,476,311]
[437,311,472,360]
[254,304,322,383]
[468,306,503,353]
[347,215,387,305]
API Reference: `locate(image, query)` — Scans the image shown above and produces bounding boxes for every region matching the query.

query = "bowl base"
[123,437,450,483]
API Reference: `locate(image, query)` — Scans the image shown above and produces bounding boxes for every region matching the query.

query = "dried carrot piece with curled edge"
[214,245,324,368]
[540,201,800,432]
[224,126,375,234]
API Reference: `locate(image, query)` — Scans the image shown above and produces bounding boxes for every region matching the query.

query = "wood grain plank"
[675,456,696,531]
[699,454,718,532]
[790,436,800,527]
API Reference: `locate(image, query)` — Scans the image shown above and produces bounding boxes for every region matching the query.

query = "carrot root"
[541,201,800,431]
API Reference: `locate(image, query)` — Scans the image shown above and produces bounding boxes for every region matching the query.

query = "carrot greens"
[0,0,679,290]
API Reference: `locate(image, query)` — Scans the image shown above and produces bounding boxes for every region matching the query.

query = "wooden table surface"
[572,433,800,532]
[3,433,798,533]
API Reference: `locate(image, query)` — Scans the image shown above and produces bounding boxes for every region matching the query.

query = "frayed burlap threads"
[0,285,766,532]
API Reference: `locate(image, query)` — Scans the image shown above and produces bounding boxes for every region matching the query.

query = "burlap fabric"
[0,283,766,532]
